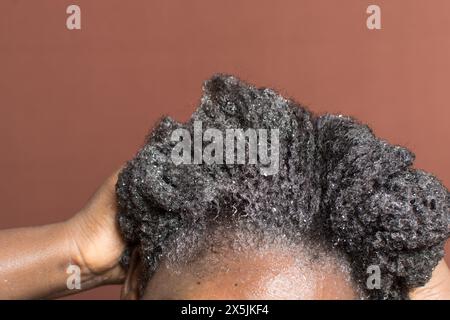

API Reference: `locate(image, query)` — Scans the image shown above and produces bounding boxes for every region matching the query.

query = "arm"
[0,170,125,299]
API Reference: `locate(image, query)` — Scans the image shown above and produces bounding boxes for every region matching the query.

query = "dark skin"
[0,170,449,299]
[0,169,125,299]
[134,248,359,299]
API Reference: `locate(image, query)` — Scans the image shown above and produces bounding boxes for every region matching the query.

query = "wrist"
[63,210,125,285]
[61,218,98,280]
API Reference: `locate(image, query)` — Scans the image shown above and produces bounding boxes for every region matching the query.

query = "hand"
[410,259,450,300]
[66,168,126,284]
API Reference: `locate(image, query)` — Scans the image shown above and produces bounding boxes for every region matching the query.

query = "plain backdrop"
[1,0,449,299]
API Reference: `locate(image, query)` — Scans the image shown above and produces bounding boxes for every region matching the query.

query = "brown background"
[0,0,449,299]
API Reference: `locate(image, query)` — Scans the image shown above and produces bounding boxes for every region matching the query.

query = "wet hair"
[116,74,449,299]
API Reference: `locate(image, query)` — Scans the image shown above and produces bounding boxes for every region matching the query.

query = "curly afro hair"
[116,74,450,299]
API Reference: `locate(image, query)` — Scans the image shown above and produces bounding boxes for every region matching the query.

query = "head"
[116,74,450,300]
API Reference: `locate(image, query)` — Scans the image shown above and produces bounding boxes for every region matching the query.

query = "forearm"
[0,221,107,299]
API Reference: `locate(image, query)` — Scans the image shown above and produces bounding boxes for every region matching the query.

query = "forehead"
[142,247,358,300]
